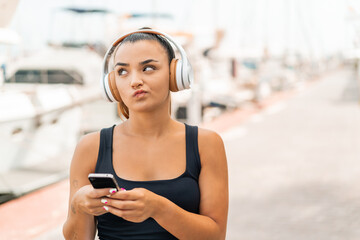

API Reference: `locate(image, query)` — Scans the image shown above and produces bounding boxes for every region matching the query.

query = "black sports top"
[95,123,201,240]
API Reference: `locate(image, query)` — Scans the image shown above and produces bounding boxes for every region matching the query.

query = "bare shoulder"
[75,131,100,158]
[77,131,100,151]
[198,127,224,149]
[70,131,101,174]
[197,127,226,165]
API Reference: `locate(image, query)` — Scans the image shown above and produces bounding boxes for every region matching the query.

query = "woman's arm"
[103,128,228,239]
[63,132,107,240]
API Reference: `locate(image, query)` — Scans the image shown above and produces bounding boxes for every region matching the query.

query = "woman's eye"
[118,69,128,76]
[143,66,155,72]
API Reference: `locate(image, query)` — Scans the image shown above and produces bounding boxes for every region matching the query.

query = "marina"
[0,0,360,239]
[1,66,359,239]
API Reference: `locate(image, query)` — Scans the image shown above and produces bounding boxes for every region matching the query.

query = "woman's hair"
[114,29,175,119]
[115,32,175,64]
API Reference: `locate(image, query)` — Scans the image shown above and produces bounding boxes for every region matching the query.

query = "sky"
[3,0,360,59]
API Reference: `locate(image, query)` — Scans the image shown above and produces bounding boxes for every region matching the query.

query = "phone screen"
[88,174,119,189]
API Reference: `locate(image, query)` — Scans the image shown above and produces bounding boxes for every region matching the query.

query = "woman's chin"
[131,104,170,115]
[131,105,157,114]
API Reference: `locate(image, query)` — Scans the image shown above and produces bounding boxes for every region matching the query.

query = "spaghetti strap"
[185,123,201,180]
[95,125,115,173]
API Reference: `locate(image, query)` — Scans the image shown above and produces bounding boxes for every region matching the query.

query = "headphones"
[100,29,194,103]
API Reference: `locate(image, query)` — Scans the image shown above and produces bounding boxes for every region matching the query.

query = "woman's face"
[113,40,171,114]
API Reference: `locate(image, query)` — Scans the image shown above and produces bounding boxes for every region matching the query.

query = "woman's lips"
[133,90,147,97]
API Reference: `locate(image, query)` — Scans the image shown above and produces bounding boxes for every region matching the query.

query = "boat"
[0,4,117,202]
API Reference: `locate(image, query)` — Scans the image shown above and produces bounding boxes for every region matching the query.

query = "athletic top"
[95,123,201,240]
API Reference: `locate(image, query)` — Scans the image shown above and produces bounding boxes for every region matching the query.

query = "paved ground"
[223,67,360,240]
[0,66,359,239]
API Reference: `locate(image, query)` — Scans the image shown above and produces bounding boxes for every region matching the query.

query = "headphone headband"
[100,29,193,102]
[102,29,190,79]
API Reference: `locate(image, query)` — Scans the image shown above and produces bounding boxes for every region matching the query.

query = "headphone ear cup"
[181,61,193,89]
[108,71,122,102]
[169,58,179,92]
[101,73,115,102]
[175,59,185,91]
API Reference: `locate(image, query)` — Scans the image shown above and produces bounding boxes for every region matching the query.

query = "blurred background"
[0,0,359,239]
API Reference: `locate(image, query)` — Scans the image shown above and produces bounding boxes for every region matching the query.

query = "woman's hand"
[72,185,117,216]
[102,188,162,223]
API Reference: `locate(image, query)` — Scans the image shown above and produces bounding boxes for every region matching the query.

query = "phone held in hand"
[88,173,120,190]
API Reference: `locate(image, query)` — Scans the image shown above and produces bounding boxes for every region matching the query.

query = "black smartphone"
[88,173,120,190]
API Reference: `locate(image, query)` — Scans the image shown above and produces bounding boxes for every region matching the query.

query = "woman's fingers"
[109,188,143,200]
[99,188,159,223]
[103,206,145,223]
[91,206,109,216]
[102,205,124,217]
[74,185,122,216]
[103,198,138,210]
[88,187,118,198]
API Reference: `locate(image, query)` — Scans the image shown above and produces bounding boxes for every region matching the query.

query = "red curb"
[200,83,310,132]
[0,179,69,239]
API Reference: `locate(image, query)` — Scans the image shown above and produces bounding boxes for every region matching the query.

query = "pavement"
[224,67,360,240]
[0,66,359,239]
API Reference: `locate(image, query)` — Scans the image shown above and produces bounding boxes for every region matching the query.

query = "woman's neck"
[125,115,172,138]
[123,103,174,139]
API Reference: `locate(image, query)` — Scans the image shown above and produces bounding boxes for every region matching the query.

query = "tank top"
[95,123,201,240]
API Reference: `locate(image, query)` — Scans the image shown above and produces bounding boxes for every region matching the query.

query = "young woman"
[63,28,228,240]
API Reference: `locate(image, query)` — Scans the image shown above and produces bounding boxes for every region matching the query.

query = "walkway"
[224,67,360,239]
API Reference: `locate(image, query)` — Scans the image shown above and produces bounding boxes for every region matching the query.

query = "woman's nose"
[130,72,143,88]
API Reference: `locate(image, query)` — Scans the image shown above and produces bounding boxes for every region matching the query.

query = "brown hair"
[117,102,129,120]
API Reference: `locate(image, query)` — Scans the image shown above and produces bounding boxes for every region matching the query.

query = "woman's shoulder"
[74,123,119,159]
[197,127,224,145]
[77,130,101,150]
[195,126,226,169]
[70,131,101,171]
[76,124,116,150]
[197,127,225,155]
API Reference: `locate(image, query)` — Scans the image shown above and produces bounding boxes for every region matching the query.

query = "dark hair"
[114,30,175,65]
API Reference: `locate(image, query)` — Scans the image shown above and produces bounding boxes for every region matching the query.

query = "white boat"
[0,47,111,174]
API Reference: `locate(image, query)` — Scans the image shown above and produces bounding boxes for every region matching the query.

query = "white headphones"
[100,29,193,103]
